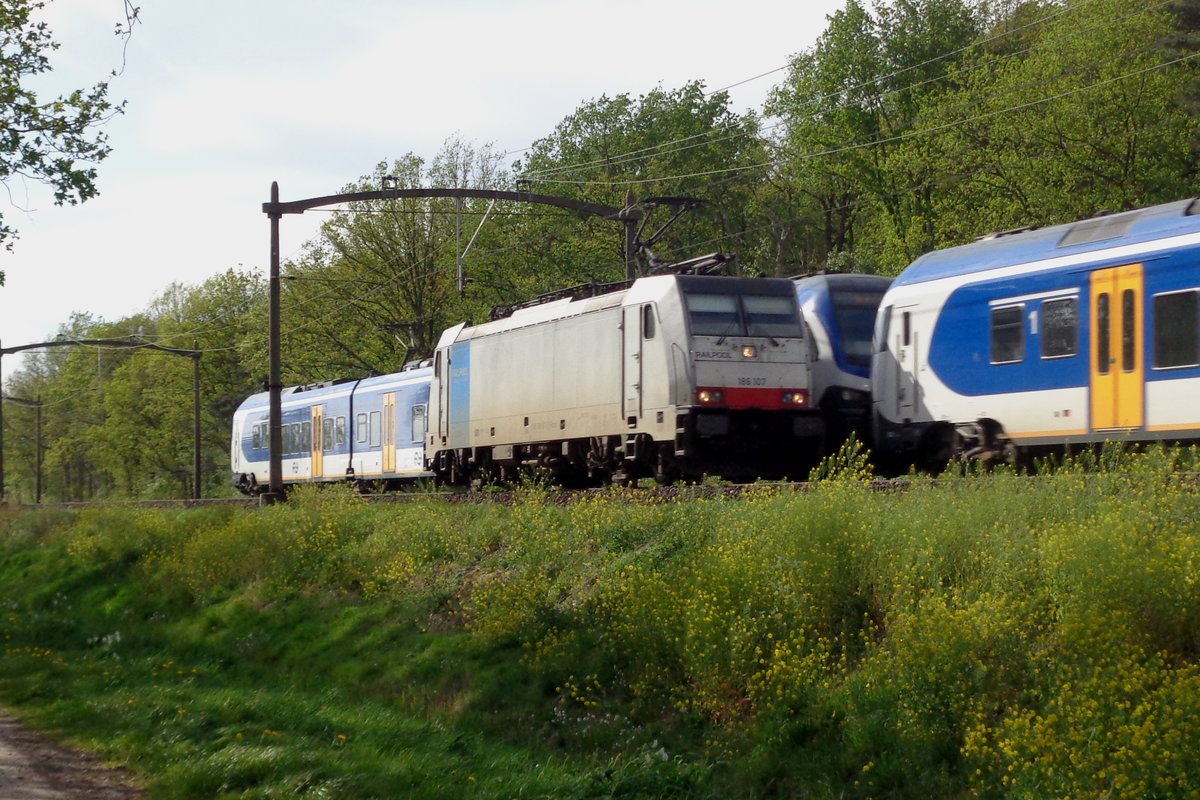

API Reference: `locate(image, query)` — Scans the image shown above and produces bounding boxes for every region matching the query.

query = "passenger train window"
[323,418,335,452]
[412,404,427,442]
[356,413,368,443]
[252,425,262,450]
[1041,297,1078,358]
[300,422,311,452]
[990,305,1025,364]
[335,417,347,446]
[1153,290,1200,368]
[1097,294,1111,374]
[369,411,382,447]
[1122,289,1136,373]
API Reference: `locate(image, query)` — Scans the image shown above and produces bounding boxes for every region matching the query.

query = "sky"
[1,0,844,383]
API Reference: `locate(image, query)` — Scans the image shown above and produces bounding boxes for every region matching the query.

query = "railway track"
[1,479,923,512]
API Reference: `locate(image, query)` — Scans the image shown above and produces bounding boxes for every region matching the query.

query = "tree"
[512,82,767,281]
[767,0,984,271]
[0,0,133,284]
[914,0,1199,241]
[280,137,507,380]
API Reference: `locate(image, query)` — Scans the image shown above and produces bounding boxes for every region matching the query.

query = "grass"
[1,444,1199,798]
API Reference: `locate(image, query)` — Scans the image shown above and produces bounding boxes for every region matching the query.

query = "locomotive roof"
[894,198,1200,287]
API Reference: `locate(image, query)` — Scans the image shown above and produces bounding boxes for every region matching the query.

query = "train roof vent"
[976,224,1038,241]
[1058,211,1140,248]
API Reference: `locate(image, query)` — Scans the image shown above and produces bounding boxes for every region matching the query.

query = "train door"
[1090,264,1144,430]
[892,304,916,422]
[382,393,397,473]
[622,305,644,423]
[311,406,324,479]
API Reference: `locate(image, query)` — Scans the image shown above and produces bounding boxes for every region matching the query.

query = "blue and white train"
[794,273,891,450]
[231,365,434,493]
[872,197,1200,467]
[232,272,826,492]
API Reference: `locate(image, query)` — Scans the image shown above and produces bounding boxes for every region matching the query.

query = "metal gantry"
[0,338,202,503]
[261,182,644,503]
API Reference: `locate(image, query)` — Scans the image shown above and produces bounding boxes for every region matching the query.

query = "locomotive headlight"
[782,390,809,407]
[697,389,724,405]
[741,345,758,359]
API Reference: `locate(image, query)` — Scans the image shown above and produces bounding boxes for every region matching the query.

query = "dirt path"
[0,709,142,799]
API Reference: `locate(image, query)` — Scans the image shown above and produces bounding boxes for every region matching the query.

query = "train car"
[426,274,824,486]
[794,273,892,449]
[231,363,433,494]
[871,197,1200,467]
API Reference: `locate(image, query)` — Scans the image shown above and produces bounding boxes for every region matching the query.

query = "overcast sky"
[1,0,844,381]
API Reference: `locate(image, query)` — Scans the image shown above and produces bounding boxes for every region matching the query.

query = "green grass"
[2,445,1199,798]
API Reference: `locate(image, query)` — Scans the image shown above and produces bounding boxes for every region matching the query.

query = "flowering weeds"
[1,444,1199,797]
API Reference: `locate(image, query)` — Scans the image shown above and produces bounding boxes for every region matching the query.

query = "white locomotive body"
[427,274,823,485]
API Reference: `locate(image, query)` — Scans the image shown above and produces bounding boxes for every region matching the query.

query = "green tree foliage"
[768,0,1200,273]
[280,138,507,379]
[0,0,128,281]
[513,82,768,282]
[3,270,265,501]
[917,0,1200,241]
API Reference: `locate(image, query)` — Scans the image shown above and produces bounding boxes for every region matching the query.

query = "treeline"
[3,0,1198,500]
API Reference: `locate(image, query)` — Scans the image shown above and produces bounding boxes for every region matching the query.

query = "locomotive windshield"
[685,291,804,339]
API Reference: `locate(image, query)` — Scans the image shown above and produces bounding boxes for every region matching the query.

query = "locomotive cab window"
[684,289,803,339]
[744,295,804,338]
[686,293,741,336]
[1041,297,1078,358]
[1154,290,1200,368]
[642,304,656,340]
[990,305,1025,364]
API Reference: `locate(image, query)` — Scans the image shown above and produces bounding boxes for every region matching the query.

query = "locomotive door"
[622,305,643,422]
[310,406,324,479]
[382,393,397,473]
[1090,264,1144,430]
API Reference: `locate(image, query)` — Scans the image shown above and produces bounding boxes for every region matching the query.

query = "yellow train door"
[311,405,324,478]
[1090,264,1144,431]
[382,393,397,473]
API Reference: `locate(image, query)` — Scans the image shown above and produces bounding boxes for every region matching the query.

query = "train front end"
[648,275,823,481]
